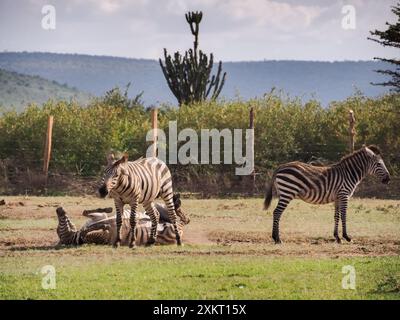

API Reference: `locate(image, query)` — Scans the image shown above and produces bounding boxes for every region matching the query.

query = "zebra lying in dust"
[264,145,390,244]
[56,198,190,246]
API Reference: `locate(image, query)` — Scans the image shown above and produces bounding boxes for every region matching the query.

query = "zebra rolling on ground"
[56,207,118,245]
[56,204,188,246]
[98,153,181,248]
[264,145,390,244]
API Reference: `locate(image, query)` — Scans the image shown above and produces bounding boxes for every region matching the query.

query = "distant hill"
[0,68,91,111]
[0,52,393,107]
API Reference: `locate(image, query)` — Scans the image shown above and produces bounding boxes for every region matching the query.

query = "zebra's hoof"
[343,235,352,242]
[145,239,156,247]
[335,238,342,244]
[129,243,137,249]
[272,234,281,244]
[112,241,120,248]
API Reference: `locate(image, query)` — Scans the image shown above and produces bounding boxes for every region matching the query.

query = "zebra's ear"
[113,153,128,167]
[107,153,115,166]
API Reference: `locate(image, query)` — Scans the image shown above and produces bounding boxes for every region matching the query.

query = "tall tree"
[368,2,400,91]
[159,11,226,106]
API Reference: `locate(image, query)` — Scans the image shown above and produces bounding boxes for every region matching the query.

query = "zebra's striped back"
[274,161,337,204]
[122,208,184,246]
[265,146,390,208]
[130,219,184,246]
[100,157,172,204]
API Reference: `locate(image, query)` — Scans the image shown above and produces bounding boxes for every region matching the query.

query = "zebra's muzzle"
[382,176,390,184]
[98,185,109,198]
[56,207,66,217]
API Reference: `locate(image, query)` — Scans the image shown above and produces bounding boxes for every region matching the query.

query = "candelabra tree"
[159,11,226,106]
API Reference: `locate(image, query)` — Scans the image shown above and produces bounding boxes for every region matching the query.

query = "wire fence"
[0,140,399,198]
[1,98,399,197]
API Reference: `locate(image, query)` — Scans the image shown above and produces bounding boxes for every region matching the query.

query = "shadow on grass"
[371,275,400,295]
[8,244,80,251]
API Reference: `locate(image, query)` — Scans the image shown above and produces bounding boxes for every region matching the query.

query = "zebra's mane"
[129,156,144,163]
[338,145,381,164]
[366,145,381,155]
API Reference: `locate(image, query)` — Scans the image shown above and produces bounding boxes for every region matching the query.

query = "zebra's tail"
[263,177,274,210]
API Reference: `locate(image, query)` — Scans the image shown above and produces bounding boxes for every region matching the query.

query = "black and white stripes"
[98,154,181,248]
[264,145,390,243]
[55,207,187,246]
[56,207,87,245]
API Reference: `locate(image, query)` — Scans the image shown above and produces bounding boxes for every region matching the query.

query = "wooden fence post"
[249,107,256,194]
[43,115,54,184]
[348,110,355,153]
[151,108,158,158]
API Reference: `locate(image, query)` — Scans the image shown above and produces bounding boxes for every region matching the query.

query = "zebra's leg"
[338,195,351,242]
[272,196,291,244]
[128,200,139,249]
[143,202,160,246]
[165,197,182,246]
[334,200,341,243]
[112,199,124,248]
[160,186,182,246]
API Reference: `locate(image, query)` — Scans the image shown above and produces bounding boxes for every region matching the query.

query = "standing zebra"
[98,153,181,248]
[264,145,390,244]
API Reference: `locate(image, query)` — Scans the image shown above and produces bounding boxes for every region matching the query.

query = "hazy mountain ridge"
[0,67,91,110]
[0,52,392,107]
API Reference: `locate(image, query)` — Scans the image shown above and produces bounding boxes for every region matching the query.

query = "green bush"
[0,93,398,180]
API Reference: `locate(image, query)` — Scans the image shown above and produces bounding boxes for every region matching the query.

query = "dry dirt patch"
[0,196,399,258]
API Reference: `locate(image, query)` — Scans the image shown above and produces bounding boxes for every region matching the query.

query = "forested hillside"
[0,68,90,110]
[0,52,392,106]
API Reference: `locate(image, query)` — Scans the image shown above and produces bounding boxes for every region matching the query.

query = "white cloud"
[1,0,398,61]
[166,0,188,15]
[220,0,323,30]
[98,0,121,13]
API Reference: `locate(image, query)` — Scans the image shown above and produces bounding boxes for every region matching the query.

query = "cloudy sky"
[0,0,397,61]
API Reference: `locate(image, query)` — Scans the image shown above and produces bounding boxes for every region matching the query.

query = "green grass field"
[0,196,399,299]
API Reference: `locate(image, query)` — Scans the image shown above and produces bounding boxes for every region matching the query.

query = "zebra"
[130,195,190,245]
[158,193,191,225]
[55,205,188,246]
[98,153,181,248]
[263,145,390,244]
[56,207,82,245]
[56,207,108,245]
[132,216,186,246]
